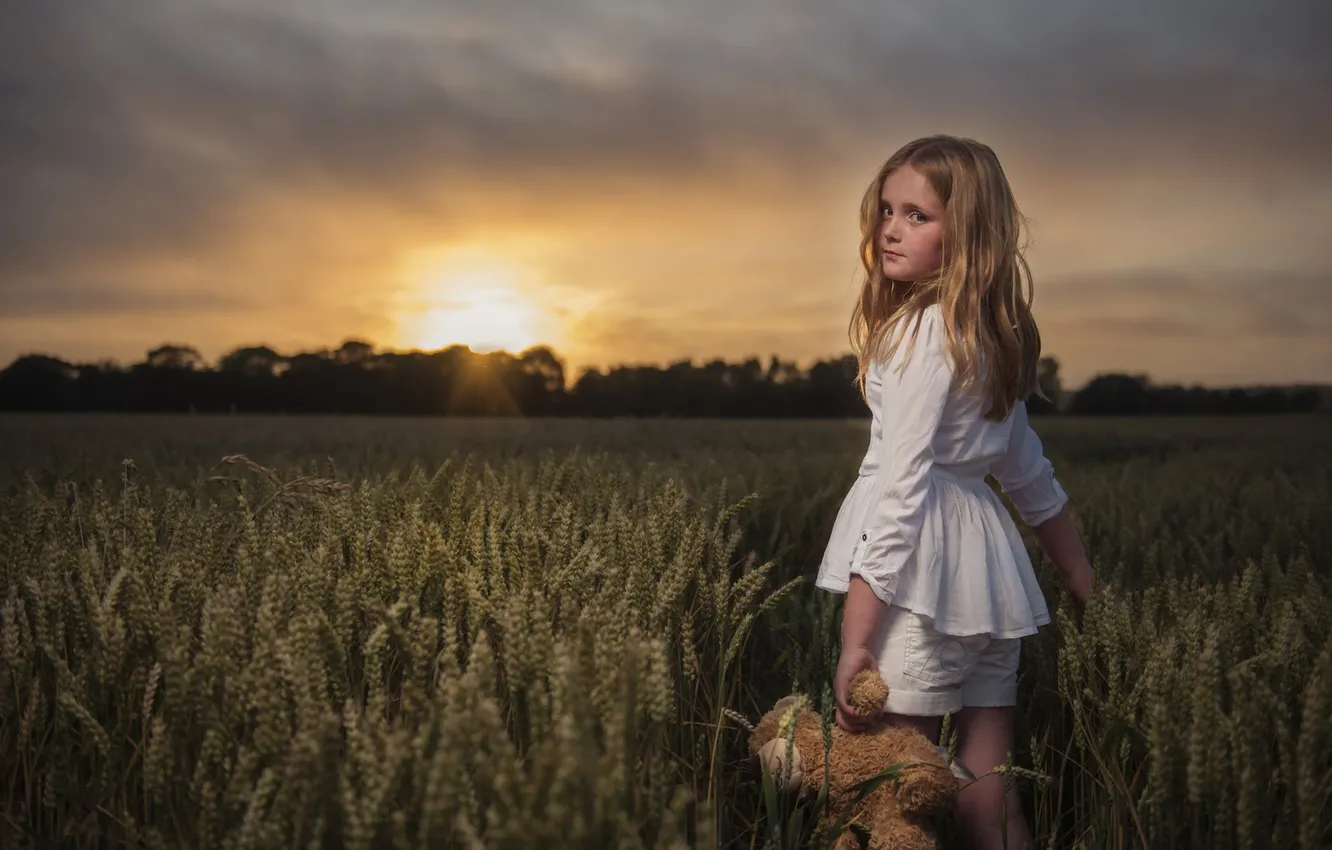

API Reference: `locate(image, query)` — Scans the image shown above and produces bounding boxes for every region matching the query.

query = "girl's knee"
[954,775,1031,849]
[954,705,1016,764]
[957,772,1019,806]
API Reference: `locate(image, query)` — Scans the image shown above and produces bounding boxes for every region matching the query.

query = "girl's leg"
[881,712,941,744]
[952,706,1032,850]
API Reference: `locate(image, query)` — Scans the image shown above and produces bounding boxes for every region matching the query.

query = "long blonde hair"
[848,135,1045,421]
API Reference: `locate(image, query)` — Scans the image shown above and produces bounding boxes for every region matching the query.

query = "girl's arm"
[836,308,953,731]
[1030,506,1095,605]
[834,574,884,732]
[852,307,953,607]
[841,574,884,649]
[990,402,1094,606]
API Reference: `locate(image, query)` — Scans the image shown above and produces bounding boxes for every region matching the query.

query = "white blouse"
[815,303,1069,639]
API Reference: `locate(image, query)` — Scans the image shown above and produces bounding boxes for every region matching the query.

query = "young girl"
[815,135,1095,850]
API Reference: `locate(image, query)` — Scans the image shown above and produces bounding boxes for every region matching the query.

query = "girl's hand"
[834,644,879,732]
[1067,562,1095,606]
[1067,563,1097,629]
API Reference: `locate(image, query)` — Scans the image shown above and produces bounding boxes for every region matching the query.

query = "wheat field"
[0,413,1328,850]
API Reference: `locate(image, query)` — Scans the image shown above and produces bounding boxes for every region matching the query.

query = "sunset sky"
[2,0,1329,388]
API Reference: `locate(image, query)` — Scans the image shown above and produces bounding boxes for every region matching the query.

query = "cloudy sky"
[2,0,1329,388]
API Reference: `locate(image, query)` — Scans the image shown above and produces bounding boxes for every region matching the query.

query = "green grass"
[0,413,1328,849]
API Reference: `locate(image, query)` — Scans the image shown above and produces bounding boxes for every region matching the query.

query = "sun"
[415,284,539,354]
[397,248,557,355]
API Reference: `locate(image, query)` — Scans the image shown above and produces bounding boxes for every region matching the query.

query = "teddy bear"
[748,669,959,850]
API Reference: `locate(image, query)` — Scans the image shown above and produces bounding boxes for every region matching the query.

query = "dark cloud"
[1040,268,1332,339]
[1,0,1329,381]
[5,0,1328,242]
[0,277,250,317]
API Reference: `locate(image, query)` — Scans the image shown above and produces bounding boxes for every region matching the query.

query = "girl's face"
[877,165,945,283]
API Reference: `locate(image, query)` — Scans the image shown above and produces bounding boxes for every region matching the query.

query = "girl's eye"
[880,204,891,218]
[909,212,927,223]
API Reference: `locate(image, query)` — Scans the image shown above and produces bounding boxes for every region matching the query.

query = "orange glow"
[396,246,562,354]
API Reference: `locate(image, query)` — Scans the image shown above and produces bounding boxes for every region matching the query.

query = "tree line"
[0,341,1326,417]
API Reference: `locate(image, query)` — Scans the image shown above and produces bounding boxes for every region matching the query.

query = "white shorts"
[869,604,1021,717]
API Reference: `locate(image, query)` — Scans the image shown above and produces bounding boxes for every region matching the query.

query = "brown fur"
[749,671,957,850]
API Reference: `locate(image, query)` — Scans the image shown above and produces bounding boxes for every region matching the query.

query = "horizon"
[3,1,1330,389]
[8,337,1330,394]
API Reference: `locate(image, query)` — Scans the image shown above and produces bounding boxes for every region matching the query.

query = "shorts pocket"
[902,616,987,688]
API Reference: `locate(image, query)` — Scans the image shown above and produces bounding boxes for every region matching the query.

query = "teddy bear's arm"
[859,787,937,850]
[888,733,958,817]
[864,813,937,850]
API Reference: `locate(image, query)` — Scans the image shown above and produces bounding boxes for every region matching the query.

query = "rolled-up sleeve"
[990,400,1069,526]
[853,308,953,606]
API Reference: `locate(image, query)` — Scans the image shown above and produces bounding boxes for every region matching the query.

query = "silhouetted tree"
[1068,373,1152,415]
[517,346,567,414]
[335,340,375,366]
[0,355,79,410]
[219,346,285,377]
[0,341,1324,417]
[145,344,204,371]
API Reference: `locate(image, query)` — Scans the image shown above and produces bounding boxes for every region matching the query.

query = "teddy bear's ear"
[772,695,799,714]
[756,738,804,794]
